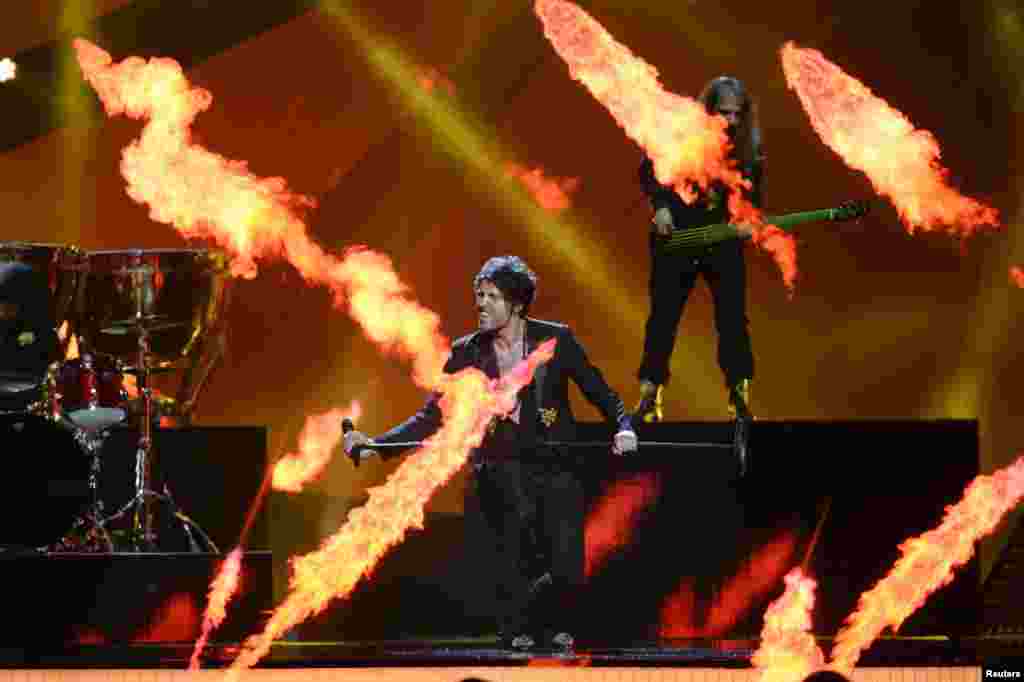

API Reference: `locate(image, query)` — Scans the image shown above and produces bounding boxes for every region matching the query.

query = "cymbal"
[0,372,43,393]
[100,315,188,335]
[120,364,177,375]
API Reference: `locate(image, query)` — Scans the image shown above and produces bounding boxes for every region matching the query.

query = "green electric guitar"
[663,199,871,252]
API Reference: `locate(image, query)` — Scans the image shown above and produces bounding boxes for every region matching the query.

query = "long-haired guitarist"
[635,76,761,422]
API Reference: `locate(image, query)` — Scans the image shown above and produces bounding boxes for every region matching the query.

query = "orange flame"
[1011,266,1024,288]
[72,38,551,673]
[534,0,797,288]
[189,547,244,670]
[781,42,1000,236]
[660,530,798,638]
[584,472,660,577]
[272,401,363,493]
[228,340,556,675]
[751,568,826,682]
[830,454,1024,672]
[74,39,450,390]
[74,39,314,280]
[505,162,580,212]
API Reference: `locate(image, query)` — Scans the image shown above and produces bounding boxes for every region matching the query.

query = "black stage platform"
[0,419,1000,675]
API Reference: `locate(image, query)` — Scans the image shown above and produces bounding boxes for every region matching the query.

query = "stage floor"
[0,635,1000,668]
[0,635,1010,682]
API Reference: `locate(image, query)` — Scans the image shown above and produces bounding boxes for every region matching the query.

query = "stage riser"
[0,424,269,552]
[0,552,272,645]
[293,420,979,641]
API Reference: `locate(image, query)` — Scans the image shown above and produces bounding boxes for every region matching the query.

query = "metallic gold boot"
[635,380,664,423]
[727,378,753,419]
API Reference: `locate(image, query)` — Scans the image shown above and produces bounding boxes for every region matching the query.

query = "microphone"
[341,417,360,468]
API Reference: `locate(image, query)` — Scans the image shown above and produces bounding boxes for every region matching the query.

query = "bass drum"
[0,414,91,549]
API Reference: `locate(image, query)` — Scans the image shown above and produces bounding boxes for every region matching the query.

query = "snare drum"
[55,354,127,430]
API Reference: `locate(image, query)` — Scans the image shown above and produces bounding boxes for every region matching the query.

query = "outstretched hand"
[343,430,379,460]
[612,429,638,455]
[651,207,674,236]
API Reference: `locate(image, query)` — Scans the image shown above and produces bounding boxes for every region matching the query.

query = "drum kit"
[0,242,232,553]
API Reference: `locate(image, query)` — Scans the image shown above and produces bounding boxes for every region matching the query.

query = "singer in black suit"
[344,255,636,651]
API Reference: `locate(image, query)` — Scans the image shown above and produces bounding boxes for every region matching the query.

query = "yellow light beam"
[317,0,712,406]
[57,0,97,245]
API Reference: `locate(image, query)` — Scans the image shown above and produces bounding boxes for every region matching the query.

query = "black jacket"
[639,154,763,234]
[374,318,632,459]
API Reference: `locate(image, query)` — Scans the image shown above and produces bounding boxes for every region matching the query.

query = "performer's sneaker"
[727,379,753,419]
[551,632,575,651]
[506,634,536,651]
[635,381,664,423]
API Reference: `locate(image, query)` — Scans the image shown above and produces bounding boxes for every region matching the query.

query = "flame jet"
[188,547,243,670]
[831,454,1024,672]
[750,454,1024,682]
[781,42,999,236]
[534,0,797,288]
[272,402,363,493]
[74,38,556,672]
[229,340,555,675]
[751,568,825,682]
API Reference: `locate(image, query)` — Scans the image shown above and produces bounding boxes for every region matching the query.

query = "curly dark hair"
[473,255,537,316]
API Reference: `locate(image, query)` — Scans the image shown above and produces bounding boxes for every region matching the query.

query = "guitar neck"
[665,207,837,250]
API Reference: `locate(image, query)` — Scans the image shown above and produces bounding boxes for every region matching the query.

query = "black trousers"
[464,457,584,638]
[637,235,754,387]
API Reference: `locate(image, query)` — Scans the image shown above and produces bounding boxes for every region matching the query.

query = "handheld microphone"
[341,417,360,468]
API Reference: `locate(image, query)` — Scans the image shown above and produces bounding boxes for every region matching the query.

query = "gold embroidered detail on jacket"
[539,407,558,428]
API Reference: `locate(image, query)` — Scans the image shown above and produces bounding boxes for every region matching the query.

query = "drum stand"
[110,324,217,552]
[56,427,116,553]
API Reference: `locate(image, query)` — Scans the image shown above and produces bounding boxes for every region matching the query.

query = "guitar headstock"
[831,199,870,221]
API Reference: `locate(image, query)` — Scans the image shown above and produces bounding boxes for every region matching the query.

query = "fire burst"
[534,0,797,288]
[781,42,999,236]
[74,38,451,385]
[751,455,1024,681]
[1011,266,1023,288]
[189,547,244,670]
[830,454,1024,672]
[73,38,557,672]
[505,162,580,213]
[751,568,825,682]
[272,402,363,493]
[229,340,555,674]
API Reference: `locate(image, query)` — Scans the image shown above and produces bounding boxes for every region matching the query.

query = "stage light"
[0,58,16,83]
